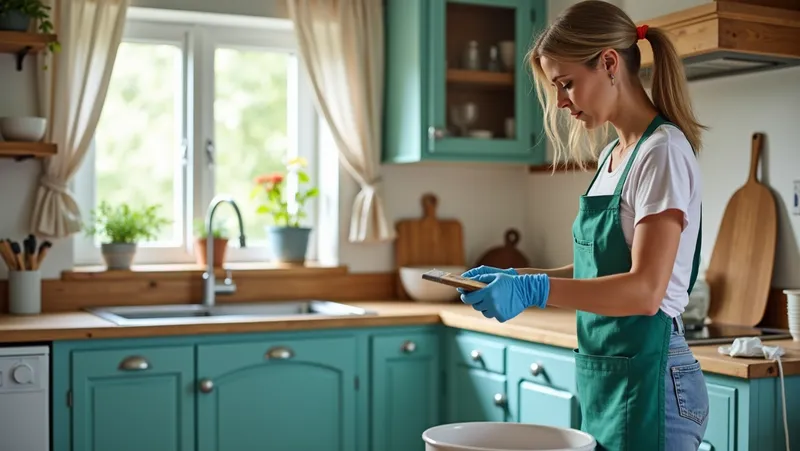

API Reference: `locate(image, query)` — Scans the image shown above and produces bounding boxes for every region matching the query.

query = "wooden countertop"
[0,301,797,379]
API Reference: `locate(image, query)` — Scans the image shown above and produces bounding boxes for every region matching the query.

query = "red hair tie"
[636,25,649,41]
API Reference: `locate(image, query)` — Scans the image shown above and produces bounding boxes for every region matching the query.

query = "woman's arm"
[544,208,683,317]
[517,264,574,278]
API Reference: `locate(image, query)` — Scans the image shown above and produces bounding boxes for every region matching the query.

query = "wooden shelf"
[447,69,513,87]
[0,142,57,160]
[0,31,57,71]
[529,160,598,173]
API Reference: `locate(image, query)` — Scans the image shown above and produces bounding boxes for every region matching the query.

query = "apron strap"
[583,139,618,195]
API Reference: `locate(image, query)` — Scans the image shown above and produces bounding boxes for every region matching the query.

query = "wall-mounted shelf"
[0,142,57,161]
[529,160,598,173]
[446,69,514,87]
[0,31,57,71]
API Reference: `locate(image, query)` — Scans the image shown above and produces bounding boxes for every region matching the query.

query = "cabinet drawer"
[73,345,193,376]
[452,334,506,374]
[507,344,576,392]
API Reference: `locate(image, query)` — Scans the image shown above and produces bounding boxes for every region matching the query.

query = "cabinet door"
[447,366,508,422]
[701,383,737,451]
[371,332,441,451]
[507,344,579,428]
[427,0,546,163]
[197,336,357,451]
[71,346,195,451]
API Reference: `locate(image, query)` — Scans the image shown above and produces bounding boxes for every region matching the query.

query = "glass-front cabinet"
[383,0,547,165]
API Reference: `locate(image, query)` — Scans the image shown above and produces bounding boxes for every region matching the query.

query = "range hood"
[637,0,800,81]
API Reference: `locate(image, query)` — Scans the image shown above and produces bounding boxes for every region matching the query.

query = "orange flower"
[254,173,284,186]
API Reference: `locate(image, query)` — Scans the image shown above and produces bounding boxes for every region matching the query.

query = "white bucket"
[422,422,596,451]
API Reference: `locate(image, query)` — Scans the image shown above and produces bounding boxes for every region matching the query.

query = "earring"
[609,74,616,86]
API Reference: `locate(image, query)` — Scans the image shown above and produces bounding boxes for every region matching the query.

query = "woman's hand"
[460,273,550,322]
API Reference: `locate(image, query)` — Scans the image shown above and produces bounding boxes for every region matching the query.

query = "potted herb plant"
[193,218,229,267]
[84,201,170,270]
[251,157,319,263]
[0,0,60,55]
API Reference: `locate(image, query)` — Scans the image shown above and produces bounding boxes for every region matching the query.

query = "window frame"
[73,7,319,266]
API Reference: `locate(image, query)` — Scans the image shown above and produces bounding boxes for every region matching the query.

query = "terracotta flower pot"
[194,238,229,267]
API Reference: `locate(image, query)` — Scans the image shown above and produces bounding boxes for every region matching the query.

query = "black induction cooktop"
[682,321,792,345]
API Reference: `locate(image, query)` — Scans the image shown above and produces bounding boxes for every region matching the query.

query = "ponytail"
[644,27,707,152]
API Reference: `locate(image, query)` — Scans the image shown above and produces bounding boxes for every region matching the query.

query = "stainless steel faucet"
[202,195,247,307]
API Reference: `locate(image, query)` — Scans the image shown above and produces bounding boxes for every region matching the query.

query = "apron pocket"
[572,239,598,279]
[573,349,630,451]
[670,360,709,425]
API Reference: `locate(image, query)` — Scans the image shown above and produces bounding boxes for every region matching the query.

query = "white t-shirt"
[587,123,702,317]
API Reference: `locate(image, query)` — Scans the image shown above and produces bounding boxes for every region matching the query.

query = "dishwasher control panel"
[0,347,47,393]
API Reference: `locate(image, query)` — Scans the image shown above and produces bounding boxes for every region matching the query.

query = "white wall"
[526,0,800,288]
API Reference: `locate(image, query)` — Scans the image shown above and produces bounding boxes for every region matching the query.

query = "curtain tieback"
[40,176,69,195]
[361,177,383,194]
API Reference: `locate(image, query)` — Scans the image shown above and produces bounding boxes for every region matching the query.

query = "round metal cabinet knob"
[530,362,543,376]
[493,393,507,407]
[469,350,482,361]
[401,341,416,353]
[198,379,214,393]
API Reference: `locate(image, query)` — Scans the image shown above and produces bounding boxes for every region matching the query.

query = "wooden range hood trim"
[637,2,800,68]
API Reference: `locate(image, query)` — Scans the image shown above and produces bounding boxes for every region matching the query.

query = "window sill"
[63,261,349,281]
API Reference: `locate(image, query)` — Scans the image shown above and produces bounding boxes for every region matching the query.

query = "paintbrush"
[0,239,16,270]
[9,241,24,271]
[24,234,37,271]
[35,241,52,270]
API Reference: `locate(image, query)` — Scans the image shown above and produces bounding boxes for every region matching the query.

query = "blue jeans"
[665,316,710,450]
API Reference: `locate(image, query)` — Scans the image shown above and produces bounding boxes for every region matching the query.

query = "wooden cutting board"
[394,193,465,298]
[706,133,778,327]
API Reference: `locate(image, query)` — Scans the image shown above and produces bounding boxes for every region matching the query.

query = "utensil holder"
[8,270,41,315]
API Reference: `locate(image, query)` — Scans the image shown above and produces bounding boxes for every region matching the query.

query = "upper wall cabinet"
[382,0,547,165]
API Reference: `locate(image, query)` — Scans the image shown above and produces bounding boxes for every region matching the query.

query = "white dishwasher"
[0,345,49,451]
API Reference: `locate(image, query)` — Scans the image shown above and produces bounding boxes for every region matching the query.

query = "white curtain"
[30,0,129,238]
[286,0,395,243]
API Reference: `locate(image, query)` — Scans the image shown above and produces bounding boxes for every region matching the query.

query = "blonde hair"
[528,0,705,169]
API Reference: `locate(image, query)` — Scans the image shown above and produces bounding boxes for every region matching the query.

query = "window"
[74,8,318,265]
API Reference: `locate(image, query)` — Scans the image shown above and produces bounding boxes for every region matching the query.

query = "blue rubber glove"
[458,266,518,296]
[460,273,550,322]
[461,265,518,278]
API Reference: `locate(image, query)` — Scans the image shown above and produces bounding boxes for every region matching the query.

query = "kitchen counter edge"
[0,301,796,379]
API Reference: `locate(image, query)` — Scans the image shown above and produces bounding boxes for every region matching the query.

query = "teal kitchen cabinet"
[196,336,358,451]
[65,345,195,451]
[446,331,509,422]
[383,0,547,165]
[370,330,441,451]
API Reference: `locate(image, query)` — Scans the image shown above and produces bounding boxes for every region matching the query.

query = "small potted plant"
[0,0,61,55]
[251,157,319,264]
[84,201,170,270]
[193,218,229,267]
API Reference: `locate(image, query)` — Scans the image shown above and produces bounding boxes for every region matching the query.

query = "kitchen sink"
[86,300,377,326]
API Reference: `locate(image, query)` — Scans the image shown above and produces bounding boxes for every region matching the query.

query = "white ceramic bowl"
[399,265,467,303]
[423,422,597,451]
[0,116,47,142]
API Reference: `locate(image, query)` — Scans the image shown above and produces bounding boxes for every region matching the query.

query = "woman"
[460,1,709,450]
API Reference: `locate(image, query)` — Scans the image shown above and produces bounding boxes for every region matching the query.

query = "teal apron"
[571,115,701,451]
